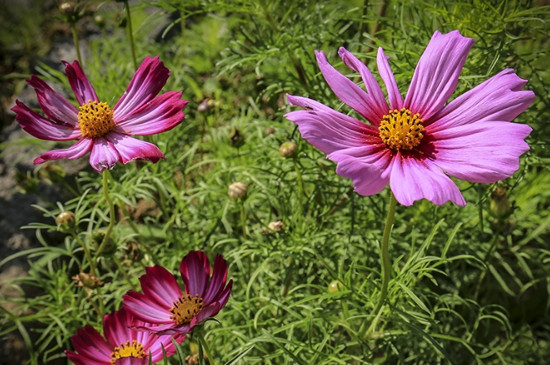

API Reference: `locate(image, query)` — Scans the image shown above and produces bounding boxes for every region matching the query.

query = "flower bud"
[55,211,75,226]
[328,280,343,293]
[279,141,297,158]
[490,184,512,219]
[197,99,212,113]
[91,230,117,256]
[228,182,247,200]
[94,14,105,27]
[59,1,76,15]
[268,220,284,232]
[265,127,276,135]
[72,271,103,289]
[229,127,244,147]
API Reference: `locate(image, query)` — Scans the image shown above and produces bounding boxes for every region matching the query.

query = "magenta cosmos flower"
[123,250,233,335]
[285,30,535,206]
[65,308,185,365]
[11,56,187,172]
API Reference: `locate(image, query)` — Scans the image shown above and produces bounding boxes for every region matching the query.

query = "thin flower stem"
[71,23,83,66]
[196,328,218,365]
[73,232,96,277]
[123,0,138,70]
[239,199,247,238]
[364,192,397,337]
[293,159,305,222]
[94,171,116,261]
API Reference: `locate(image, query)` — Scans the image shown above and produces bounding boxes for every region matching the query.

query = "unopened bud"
[279,141,297,158]
[197,99,212,112]
[55,211,75,226]
[72,271,103,289]
[228,182,247,200]
[59,1,76,15]
[490,184,512,219]
[94,14,105,27]
[91,230,117,256]
[229,127,244,147]
[328,280,343,293]
[268,220,284,232]
[265,127,276,135]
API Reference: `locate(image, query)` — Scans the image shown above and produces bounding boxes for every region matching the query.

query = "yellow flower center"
[169,294,204,326]
[110,340,146,364]
[378,108,425,151]
[78,101,115,138]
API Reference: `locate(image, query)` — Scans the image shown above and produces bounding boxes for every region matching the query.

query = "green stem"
[239,199,247,238]
[71,23,83,66]
[293,159,305,223]
[123,0,138,70]
[73,232,96,277]
[94,171,116,261]
[196,328,218,365]
[365,192,397,336]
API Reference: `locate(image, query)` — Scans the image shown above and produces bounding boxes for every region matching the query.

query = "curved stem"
[73,233,96,277]
[365,192,397,336]
[94,171,116,261]
[71,23,83,66]
[123,0,138,70]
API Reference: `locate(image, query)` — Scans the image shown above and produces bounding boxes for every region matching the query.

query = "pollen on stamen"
[78,101,115,139]
[378,108,425,151]
[169,294,204,326]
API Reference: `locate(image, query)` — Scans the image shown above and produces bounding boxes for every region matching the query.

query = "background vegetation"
[1,0,549,364]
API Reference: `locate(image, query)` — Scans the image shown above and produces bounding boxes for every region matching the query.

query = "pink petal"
[27,75,79,125]
[62,60,99,105]
[428,121,531,183]
[148,333,186,362]
[123,291,174,324]
[105,132,164,164]
[328,146,392,196]
[115,91,187,135]
[376,48,403,110]
[180,251,211,297]
[139,265,182,309]
[315,50,383,124]
[103,309,133,349]
[389,153,466,206]
[11,100,81,141]
[113,56,170,119]
[285,95,379,155]
[427,69,536,131]
[404,30,474,120]
[34,138,93,164]
[66,325,112,364]
[88,137,120,171]
[338,47,388,118]
[202,255,229,304]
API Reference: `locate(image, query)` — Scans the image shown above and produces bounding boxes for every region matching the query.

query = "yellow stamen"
[78,101,114,138]
[110,340,146,364]
[169,294,204,326]
[378,108,425,151]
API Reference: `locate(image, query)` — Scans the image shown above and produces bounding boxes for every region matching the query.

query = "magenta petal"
[315,50,383,124]
[427,69,536,130]
[389,154,466,206]
[430,121,531,183]
[62,60,99,105]
[105,132,164,165]
[180,251,211,297]
[115,91,187,135]
[34,138,93,165]
[202,255,229,304]
[329,146,392,196]
[123,291,173,324]
[139,265,183,309]
[338,47,388,119]
[376,48,403,110]
[285,96,378,155]
[66,325,112,364]
[404,30,474,120]
[27,75,79,125]
[103,309,133,349]
[148,333,185,362]
[88,137,121,171]
[113,56,170,119]
[12,100,81,141]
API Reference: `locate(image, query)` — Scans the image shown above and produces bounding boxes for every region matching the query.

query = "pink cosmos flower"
[123,250,233,335]
[285,30,535,206]
[11,56,187,172]
[65,308,185,365]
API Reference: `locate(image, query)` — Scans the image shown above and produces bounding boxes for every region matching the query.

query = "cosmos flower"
[65,308,185,365]
[285,30,535,206]
[12,56,187,172]
[123,250,233,335]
